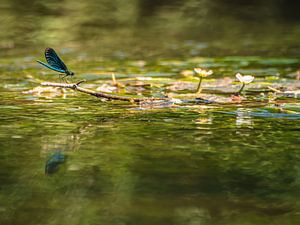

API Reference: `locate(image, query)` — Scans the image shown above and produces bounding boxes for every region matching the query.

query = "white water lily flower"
[194,68,213,77]
[236,73,254,84]
[193,68,213,93]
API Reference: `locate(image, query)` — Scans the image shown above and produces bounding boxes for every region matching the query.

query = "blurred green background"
[0,0,300,58]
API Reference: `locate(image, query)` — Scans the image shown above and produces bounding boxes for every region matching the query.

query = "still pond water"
[0,1,300,225]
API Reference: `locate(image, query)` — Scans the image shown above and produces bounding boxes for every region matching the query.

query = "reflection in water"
[0,105,299,225]
[175,207,210,225]
[195,115,213,125]
[45,151,66,175]
[40,123,97,154]
[235,108,253,128]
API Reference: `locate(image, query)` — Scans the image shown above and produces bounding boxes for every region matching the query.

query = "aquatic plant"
[193,68,213,93]
[235,73,255,94]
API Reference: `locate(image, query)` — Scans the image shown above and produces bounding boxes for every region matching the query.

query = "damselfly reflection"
[45,151,66,175]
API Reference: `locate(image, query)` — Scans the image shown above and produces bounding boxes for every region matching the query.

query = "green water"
[1,1,300,225]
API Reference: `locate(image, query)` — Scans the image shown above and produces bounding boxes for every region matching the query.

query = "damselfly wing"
[37,48,74,77]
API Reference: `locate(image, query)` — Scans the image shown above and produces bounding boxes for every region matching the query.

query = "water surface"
[0,1,300,225]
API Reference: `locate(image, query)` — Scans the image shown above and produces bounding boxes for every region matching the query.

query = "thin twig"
[267,86,281,93]
[41,81,167,102]
[76,80,86,86]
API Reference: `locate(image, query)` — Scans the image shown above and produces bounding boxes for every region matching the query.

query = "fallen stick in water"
[41,80,167,102]
[268,86,300,99]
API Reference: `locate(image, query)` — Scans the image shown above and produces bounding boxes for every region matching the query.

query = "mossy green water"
[1,1,300,225]
[1,54,300,225]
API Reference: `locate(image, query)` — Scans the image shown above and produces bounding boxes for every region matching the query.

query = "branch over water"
[41,81,167,102]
